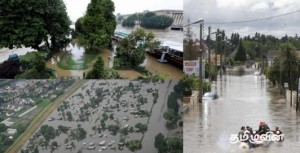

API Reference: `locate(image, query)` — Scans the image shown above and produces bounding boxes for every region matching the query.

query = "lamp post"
[185,19,204,103]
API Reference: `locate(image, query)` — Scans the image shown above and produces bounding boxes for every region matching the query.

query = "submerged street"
[184,70,300,153]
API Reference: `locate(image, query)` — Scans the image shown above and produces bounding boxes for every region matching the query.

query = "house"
[7,128,17,135]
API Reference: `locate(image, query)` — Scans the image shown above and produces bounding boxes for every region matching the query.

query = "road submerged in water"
[184,72,300,153]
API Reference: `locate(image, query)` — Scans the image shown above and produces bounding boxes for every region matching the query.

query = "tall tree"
[0,0,71,51]
[86,56,106,79]
[76,0,116,48]
[234,39,247,62]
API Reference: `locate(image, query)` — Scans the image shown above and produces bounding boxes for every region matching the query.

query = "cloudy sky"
[64,0,182,22]
[184,0,300,38]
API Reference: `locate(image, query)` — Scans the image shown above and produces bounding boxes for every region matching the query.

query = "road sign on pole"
[284,83,288,88]
[298,78,300,92]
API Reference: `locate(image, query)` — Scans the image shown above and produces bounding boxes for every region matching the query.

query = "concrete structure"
[286,90,299,107]
[120,9,183,30]
[153,10,183,30]
[183,91,198,113]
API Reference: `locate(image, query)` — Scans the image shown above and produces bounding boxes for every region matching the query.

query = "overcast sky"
[184,0,300,38]
[64,0,182,22]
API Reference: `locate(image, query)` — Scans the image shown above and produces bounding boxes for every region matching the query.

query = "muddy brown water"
[184,72,300,153]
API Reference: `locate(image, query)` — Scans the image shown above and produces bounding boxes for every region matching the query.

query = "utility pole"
[297,64,299,111]
[215,30,219,68]
[199,23,203,103]
[220,31,223,77]
[208,26,211,83]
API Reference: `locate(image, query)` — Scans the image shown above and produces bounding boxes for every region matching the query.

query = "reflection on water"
[144,55,183,79]
[184,74,300,153]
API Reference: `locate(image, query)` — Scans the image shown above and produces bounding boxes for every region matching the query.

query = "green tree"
[0,123,7,132]
[166,136,183,153]
[126,140,142,151]
[75,0,116,48]
[107,125,119,135]
[122,14,139,27]
[66,111,73,121]
[120,128,129,136]
[141,15,173,29]
[135,123,148,133]
[267,42,299,90]
[16,52,52,79]
[115,29,160,69]
[86,56,106,79]
[0,0,71,51]
[234,39,247,62]
[163,109,178,129]
[40,125,56,141]
[154,133,168,153]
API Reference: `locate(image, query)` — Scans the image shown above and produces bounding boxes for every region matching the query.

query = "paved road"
[6,80,88,153]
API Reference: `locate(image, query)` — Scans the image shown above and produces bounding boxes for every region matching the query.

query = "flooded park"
[184,69,300,153]
[0,24,183,79]
[20,80,182,153]
[47,25,183,79]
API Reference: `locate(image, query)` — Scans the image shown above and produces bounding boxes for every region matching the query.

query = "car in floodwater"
[254,71,260,76]
[202,92,218,100]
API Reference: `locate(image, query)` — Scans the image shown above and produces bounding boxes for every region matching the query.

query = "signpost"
[183,60,205,77]
[284,82,288,99]
[284,83,288,88]
[298,78,300,93]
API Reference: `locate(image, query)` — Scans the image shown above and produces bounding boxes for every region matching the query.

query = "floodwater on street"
[184,70,300,153]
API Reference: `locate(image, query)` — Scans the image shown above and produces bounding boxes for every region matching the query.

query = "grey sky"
[64,0,183,22]
[184,0,300,38]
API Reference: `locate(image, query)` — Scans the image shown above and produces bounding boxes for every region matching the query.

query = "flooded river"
[184,72,300,153]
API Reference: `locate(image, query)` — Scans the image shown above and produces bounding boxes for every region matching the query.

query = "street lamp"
[185,19,204,103]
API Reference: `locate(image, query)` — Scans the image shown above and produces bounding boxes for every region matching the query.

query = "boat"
[112,31,130,42]
[148,41,183,68]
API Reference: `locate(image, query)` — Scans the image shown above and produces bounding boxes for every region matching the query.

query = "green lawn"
[57,50,99,70]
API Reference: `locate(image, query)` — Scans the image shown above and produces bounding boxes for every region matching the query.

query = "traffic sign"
[284,83,288,88]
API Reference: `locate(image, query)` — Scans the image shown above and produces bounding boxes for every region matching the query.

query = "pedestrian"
[273,127,284,142]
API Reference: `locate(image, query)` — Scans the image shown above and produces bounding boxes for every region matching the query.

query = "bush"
[126,140,142,151]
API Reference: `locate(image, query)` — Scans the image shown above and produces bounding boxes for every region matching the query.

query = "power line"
[206,9,300,24]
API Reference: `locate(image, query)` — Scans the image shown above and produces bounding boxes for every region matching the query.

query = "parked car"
[202,92,218,100]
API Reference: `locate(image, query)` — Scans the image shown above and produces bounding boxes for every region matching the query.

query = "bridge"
[119,9,183,30]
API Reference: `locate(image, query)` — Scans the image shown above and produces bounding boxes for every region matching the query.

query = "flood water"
[115,25,184,79]
[1,25,183,79]
[184,71,300,153]
[21,80,179,153]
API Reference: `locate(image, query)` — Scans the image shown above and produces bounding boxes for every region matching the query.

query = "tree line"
[122,12,173,29]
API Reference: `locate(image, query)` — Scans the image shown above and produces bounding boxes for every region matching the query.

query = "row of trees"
[266,42,299,92]
[122,12,173,29]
